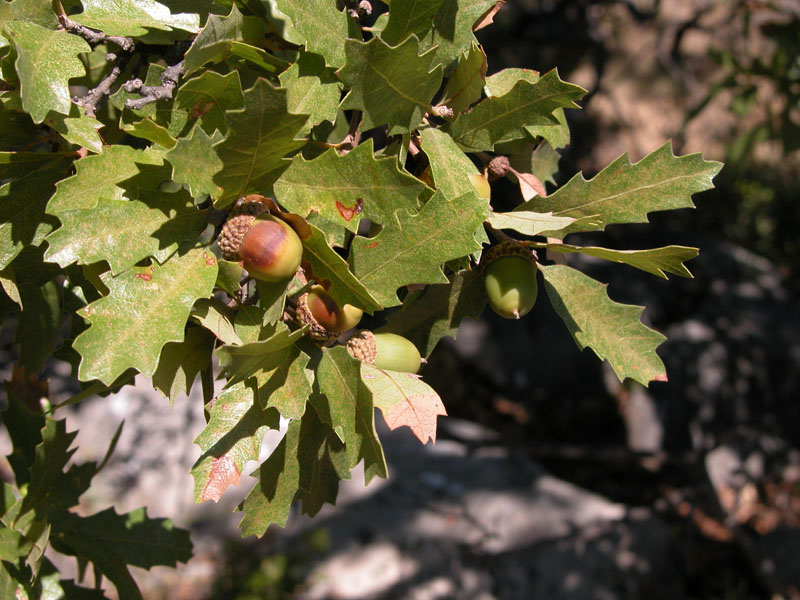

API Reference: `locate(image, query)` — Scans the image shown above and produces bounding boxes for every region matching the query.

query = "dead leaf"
[474,1,507,32]
[201,455,240,502]
[383,386,447,445]
[517,172,546,201]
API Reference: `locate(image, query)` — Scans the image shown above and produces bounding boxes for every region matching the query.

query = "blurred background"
[2,0,799,598]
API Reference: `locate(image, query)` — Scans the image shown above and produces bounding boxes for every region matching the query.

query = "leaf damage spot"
[190,101,214,121]
[202,252,217,266]
[367,241,379,249]
[135,273,152,281]
[201,455,240,503]
[336,198,363,221]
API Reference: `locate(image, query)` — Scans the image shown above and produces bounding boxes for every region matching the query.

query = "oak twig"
[123,60,184,111]
[58,14,134,51]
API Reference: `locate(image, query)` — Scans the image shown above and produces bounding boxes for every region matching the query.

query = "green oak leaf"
[72,0,200,38]
[16,277,62,374]
[278,50,343,131]
[540,264,667,386]
[169,70,244,137]
[183,5,267,75]
[424,0,495,67]
[272,0,349,68]
[380,0,445,46]
[312,346,387,482]
[338,35,443,134]
[380,268,486,357]
[215,323,307,388]
[0,152,72,270]
[487,211,577,237]
[360,363,447,444]
[274,139,426,233]
[350,189,488,307]
[520,143,724,235]
[233,303,268,344]
[255,346,311,420]
[528,141,561,186]
[43,107,104,154]
[54,508,192,599]
[191,297,242,345]
[73,246,219,385]
[120,114,176,149]
[192,382,280,503]
[2,21,90,123]
[152,326,216,405]
[535,243,699,279]
[44,193,206,275]
[238,403,348,536]
[450,69,585,151]
[301,222,383,312]
[165,126,224,198]
[418,126,482,199]
[47,145,164,214]
[0,107,42,151]
[212,79,308,207]
[438,41,487,114]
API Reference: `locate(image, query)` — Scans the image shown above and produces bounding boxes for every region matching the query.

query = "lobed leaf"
[536,243,699,279]
[361,363,447,445]
[338,35,443,134]
[522,142,724,234]
[350,189,488,307]
[73,246,218,385]
[274,139,426,233]
[540,264,668,386]
[272,0,350,68]
[2,21,90,123]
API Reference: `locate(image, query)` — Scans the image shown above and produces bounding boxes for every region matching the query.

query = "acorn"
[296,285,364,344]
[480,242,538,319]
[218,199,303,282]
[346,331,422,374]
[469,172,491,200]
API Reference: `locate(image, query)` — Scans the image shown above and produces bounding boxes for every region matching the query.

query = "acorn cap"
[480,241,536,271]
[346,330,378,364]
[487,155,511,181]
[217,197,267,261]
[296,292,339,346]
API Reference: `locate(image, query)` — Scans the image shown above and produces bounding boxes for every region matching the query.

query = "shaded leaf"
[215,323,306,388]
[72,0,200,38]
[274,139,426,233]
[350,190,487,307]
[45,193,206,275]
[278,50,343,131]
[361,363,446,444]
[191,297,242,345]
[73,247,218,385]
[169,69,244,137]
[192,382,279,502]
[152,326,216,404]
[238,403,348,536]
[272,0,349,68]
[212,79,308,207]
[255,346,311,420]
[380,268,486,357]
[183,5,267,75]
[338,35,443,134]
[0,152,72,270]
[312,346,387,481]
[2,21,89,123]
[521,143,724,234]
[301,222,383,312]
[438,42,487,114]
[165,126,224,198]
[451,69,584,151]
[540,264,667,386]
[380,0,445,47]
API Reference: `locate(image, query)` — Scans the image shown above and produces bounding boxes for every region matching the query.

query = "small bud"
[487,155,511,181]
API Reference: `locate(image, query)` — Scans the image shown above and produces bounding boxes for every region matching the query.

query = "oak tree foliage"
[0,0,720,596]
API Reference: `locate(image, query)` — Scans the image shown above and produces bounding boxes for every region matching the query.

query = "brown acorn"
[296,286,363,345]
[218,198,303,282]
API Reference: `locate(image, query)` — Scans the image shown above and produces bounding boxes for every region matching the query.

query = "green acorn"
[346,331,422,373]
[481,242,538,319]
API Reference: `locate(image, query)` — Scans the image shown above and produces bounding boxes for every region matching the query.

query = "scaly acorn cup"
[346,331,422,373]
[217,198,303,282]
[480,242,538,320]
[296,285,364,344]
